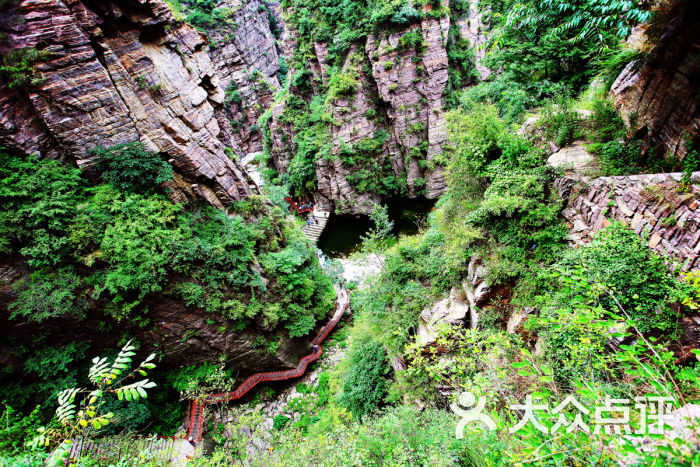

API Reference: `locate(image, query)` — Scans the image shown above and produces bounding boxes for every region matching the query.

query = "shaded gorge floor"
[318,197,436,258]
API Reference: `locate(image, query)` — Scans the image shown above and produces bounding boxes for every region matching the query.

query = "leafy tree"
[73,186,187,319]
[493,0,653,46]
[90,142,173,192]
[9,268,88,322]
[22,343,89,414]
[29,341,158,464]
[465,0,653,121]
[338,337,390,418]
[0,152,85,266]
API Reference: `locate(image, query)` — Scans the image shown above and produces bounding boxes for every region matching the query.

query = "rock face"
[0,259,320,377]
[267,2,455,214]
[610,4,700,159]
[418,286,470,345]
[417,254,513,345]
[0,0,285,208]
[206,0,283,154]
[555,171,700,271]
[547,143,594,171]
[455,0,491,81]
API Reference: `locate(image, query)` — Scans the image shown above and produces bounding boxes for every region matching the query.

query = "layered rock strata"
[267,2,453,214]
[556,172,700,271]
[0,0,286,208]
[206,0,282,154]
[610,4,700,159]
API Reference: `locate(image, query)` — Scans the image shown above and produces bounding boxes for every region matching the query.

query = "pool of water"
[317,197,436,258]
[385,196,436,237]
[317,214,374,258]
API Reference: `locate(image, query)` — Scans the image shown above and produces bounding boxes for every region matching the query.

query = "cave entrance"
[384,196,436,237]
[317,213,373,258]
[317,196,436,258]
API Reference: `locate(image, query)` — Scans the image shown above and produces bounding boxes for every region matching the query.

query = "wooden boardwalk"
[68,289,349,462]
[184,288,349,442]
[68,435,195,465]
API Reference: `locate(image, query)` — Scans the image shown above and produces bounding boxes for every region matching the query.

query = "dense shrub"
[0,153,84,265]
[556,222,682,333]
[589,139,643,175]
[338,337,390,418]
[588,96,626,144]
[256,406,496,466]
[10,267,88,322]
[441,101,566,284]
[91,142,173,192]
[538,97,582,147]
[0,48,49,88]
[0,404,45,458]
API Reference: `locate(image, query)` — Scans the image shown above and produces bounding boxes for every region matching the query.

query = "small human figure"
[188,436,195,447]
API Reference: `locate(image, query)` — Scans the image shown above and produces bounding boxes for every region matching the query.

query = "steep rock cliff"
[266,3,454,214]
[610,3,700,159]
[206,0,282,154]
[0,0,284,208]
[0,0,318,381]
[0,261,320,379]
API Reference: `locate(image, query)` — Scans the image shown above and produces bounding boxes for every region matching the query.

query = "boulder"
[418,286,470,345]
[547,144,594,171]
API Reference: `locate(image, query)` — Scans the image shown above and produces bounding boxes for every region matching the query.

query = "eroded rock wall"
[207,0,282,154]
[267,3,453,214]
[365,10,449,200]
[0,261,317,378]
[610,3,700,159]
[0,0,286,208]
[454,0,490,81]
[556,172,700,272]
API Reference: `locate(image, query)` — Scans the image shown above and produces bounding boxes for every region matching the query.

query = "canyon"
[0,2,699,463]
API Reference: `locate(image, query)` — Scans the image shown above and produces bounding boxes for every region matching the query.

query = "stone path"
[302,209,330,243]
[555,171,700,271]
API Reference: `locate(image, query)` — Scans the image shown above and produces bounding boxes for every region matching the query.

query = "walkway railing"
[183,288,350,442]
[67,291,349,461]
[285,197,314,215]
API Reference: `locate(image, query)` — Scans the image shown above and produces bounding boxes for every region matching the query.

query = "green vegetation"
[459,0,650,121]
[5,1,700,466]
[551,222,683,333]
[0,141,334,448]
[1,145,332,325]
[91,142,173,192]
[177,0,234,30]
[337,337,390,418]
[0,48,49,88]
[225,80,243,106]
